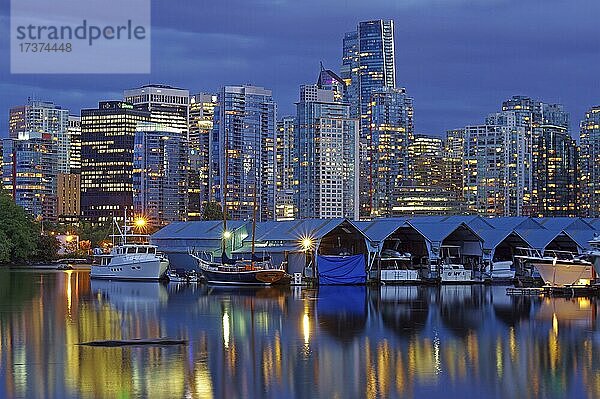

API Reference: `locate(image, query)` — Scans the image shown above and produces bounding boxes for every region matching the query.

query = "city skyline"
[1,1,599,137]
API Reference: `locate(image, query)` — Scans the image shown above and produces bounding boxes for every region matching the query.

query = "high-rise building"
[67,115,82,174]
[212,85,277,221]
[124,84,189,136]
[368,87,413,217]
[463,124,531,216]
[133,123,188,227]
[275,116,296,220]
[2,132,57,221]
[409,134,443,187]
[9,101,69,173]
[580,106,600,217]
[531,115,578,217]
[57,173,80,223]
[188,93,218,220]
[295,82,359,219]
[443,128,466,201]
[80,101,150,224]
[342,20,397,218]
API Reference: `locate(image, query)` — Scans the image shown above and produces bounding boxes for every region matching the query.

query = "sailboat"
[190,137,285,285]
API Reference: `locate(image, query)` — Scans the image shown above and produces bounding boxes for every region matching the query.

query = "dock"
[507,285,600,297]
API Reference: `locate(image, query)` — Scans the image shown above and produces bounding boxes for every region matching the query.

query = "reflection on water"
[0,270,599,398]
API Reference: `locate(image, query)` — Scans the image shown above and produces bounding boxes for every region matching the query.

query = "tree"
[0,191,38,263]
[34,234,60,262]
[202,202,225,221]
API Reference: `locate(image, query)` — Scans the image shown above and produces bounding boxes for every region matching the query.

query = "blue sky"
[1,0,599,136]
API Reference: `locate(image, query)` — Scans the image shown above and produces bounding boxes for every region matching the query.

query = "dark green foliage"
[202,202,226,221]
[0,192,39,263]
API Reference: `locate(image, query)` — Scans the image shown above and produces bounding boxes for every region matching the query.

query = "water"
[0,270,599,399]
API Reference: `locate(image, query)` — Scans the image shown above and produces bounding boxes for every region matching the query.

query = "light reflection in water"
[0,272,598,399]
[222,312,230,349]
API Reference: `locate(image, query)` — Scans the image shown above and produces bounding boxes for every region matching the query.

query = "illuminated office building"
[463,124,530,216]
[443,128,466,200]
[188,93,218,220]
[342,20,397,217]
[124,84,189,136]
[57,173,80,223]
[212,85,277,221]
[368,87,413,217]
[80,101,150,224]
[295,83,359,219]
[133,123,188,227]
[275,116,296,220]
[2,132,57,221]
[9,100,69,173]
[531,108,577,217]
[409,134,444,186]
[68,115,81,173]
[580,106,600,217]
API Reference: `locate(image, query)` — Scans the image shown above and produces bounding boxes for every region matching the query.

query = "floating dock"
[507,285,600,297]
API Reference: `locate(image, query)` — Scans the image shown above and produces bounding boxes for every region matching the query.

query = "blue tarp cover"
[317,254,366,285]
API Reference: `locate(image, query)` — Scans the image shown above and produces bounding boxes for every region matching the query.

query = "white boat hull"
[91,259,169,281]
[441,268,475,283]
[380,269,420,283]
[533,262,592,287]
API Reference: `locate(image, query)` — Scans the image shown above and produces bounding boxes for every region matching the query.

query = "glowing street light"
[223,230,232,239]
[134,217,147,228]
[301,237,313,251]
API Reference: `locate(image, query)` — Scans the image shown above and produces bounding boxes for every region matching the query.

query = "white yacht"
[514,247,591,287]
[90,218,169,281]
[586,235,600,278]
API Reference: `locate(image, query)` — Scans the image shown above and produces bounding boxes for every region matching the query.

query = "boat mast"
[222,120,228,257]
[251,173,257,268]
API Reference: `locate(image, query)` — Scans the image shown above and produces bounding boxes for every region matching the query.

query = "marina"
[151,216,600,287]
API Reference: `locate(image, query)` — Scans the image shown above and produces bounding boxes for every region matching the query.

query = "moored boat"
[91,216,169,281]
[191,253,285,285]
[515,247,591,287]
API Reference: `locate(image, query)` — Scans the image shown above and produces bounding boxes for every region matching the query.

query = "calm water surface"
[0,269,599,399]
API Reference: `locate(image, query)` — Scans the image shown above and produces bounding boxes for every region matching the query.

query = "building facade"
[9,101,69,173]
[133,123,188,227]
[580,106,600,217]
[275,116,296,220]
[368,87,413,217]
[342,20,397,218]
[80,101,150,224]
[212,85,277,221]
[188,93,218,220]
[2,132,57,221]
[295,84,359,219]
[67,115,82,174]
[57,173,80,223]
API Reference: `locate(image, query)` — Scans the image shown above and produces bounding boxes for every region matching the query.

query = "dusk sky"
[1,0,599,136]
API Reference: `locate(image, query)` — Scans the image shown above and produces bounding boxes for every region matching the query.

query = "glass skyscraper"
[188,93,218,220]
[2,132,57,221]
[580,106,600,217]
[342,20,397,217]
[368,87,413,217]
[275,116,296,221]
[9,101,69,173]
[80,101,150,224]
[212,85,277,222]
[295,82,359,219]
[133,123,188,227]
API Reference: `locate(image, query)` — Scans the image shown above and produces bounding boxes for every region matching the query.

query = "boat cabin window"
[148,247,156,254]
[137,247,147,254]
[126,247,136,254]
